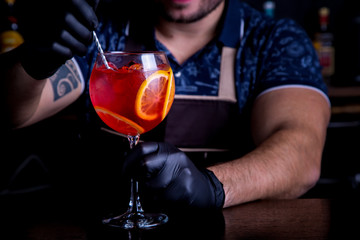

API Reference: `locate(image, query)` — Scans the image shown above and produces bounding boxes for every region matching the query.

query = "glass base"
[102,212,168,229]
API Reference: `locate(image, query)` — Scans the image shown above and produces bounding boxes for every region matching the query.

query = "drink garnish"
[135,70,173,121]
[94,106,145,135]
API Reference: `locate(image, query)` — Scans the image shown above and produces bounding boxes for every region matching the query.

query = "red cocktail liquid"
[90,63,174,136]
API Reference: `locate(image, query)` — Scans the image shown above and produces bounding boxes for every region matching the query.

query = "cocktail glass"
[89,51,175,229]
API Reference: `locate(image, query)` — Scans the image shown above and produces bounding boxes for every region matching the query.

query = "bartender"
[1,0,330,209]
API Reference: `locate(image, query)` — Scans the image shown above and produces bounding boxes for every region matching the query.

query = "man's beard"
[157,0,224,23]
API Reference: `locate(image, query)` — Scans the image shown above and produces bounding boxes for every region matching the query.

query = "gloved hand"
[122,142,225,209]
[19,0,99,80]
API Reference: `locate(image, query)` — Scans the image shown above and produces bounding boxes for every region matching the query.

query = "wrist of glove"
[19,0,99,80]
[122,142,225,210]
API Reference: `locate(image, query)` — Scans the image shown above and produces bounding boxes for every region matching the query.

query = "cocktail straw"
[92,31,111,69]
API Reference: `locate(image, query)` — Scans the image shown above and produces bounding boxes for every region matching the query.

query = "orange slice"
[135,70,174,120]
[162,68,175,119]
[94,106,144,135]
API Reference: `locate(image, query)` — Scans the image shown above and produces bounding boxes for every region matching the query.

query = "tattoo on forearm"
[49,60,81,101]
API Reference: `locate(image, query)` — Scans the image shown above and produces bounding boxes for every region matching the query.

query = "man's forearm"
[1,46,86,129]
[1,49,47,128]
[209,127,323,208]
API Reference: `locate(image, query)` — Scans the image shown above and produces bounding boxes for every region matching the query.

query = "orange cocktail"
[89,51,174,229]
[90,58,174,136]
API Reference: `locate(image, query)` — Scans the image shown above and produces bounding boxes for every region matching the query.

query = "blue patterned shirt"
[75,0,328,116]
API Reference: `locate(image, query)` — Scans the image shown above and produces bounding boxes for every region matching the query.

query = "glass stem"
[127,135,144,214]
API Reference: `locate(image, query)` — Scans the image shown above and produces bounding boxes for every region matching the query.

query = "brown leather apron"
[139,47,246,167]
[125,21,249,167]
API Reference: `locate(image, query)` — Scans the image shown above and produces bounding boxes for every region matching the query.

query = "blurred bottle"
[349,9,360,84]
[0,0,24,53]
[313,7,335,82]
[263,1,276,18]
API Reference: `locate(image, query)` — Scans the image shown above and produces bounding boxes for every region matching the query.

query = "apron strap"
[175,18,244,103]
[219,46,237,103]
[174,46,237,103]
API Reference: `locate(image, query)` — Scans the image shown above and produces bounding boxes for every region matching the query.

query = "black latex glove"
[19,0,99,80]
[122,142,225,210]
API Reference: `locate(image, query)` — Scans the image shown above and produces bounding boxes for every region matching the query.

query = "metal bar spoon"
[92,31,113,70]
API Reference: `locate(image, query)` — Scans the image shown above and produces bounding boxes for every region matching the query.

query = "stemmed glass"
[89,51,175,229]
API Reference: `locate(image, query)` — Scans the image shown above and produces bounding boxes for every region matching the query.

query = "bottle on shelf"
[313,7,335,82]
[0,0,24,53]
[263,1,276,18]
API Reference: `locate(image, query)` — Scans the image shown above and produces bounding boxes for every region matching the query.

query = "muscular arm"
[19,59,85,128]
[209,87,330,208]
[2,53,84,129]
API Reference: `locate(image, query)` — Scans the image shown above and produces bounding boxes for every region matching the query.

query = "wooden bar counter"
[2,197,359,239]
